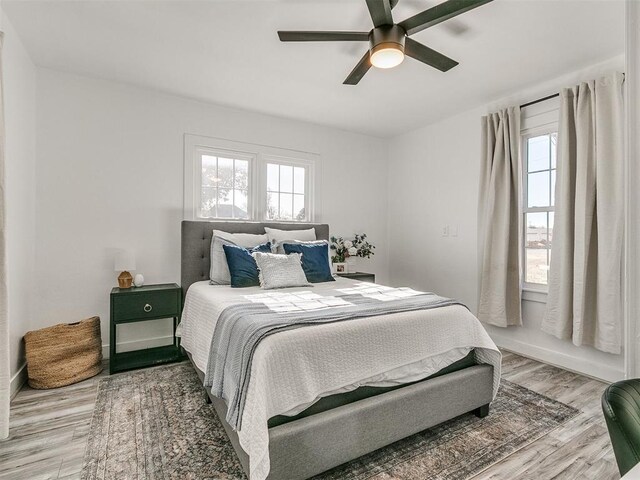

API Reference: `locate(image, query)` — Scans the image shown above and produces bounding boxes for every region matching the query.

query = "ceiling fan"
[278,0,493,85]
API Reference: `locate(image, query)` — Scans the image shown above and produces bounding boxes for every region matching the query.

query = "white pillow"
[264,227,316,253]
[252,252,310,290]
[209,230,269,285]
[212,229,268,248]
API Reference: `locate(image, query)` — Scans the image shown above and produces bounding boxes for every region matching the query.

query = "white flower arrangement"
[330,234,375,263]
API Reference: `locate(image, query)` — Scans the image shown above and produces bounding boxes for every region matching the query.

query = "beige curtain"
[541,73,624,354]
[0,32,8,439]
[478,107,522,327]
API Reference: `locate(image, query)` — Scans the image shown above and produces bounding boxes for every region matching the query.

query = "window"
[520,96,559,290]
[184,135,318,222]
[523,132,557,287]
[199,152,252,219]
[266,162,308,221]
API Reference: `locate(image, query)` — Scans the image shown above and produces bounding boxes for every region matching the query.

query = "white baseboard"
[10,336,175,397]
[102,335,175,359]
[491,333,624,383]
[10,363,27,399]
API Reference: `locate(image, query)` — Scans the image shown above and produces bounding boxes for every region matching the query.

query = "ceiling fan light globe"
[370,44,404,69]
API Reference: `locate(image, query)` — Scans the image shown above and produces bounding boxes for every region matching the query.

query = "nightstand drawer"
[112,289,180,322]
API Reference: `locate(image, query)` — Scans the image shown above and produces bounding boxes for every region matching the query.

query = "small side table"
[336,272,376,283]
[109,283,182,374]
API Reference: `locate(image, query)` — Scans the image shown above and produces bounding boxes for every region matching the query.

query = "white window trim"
[520,97,560,296]
[184,134,320,222]
[521,124,558,293]
[260,154,316,223]
[195,146,257,220]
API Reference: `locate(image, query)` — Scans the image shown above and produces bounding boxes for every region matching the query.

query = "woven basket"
[24,316,103,389]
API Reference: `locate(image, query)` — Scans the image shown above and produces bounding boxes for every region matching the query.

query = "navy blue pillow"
[283,243,335,283]
[223,242,272,288]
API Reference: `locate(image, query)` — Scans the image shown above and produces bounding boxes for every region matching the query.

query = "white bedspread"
[179,278,501,480]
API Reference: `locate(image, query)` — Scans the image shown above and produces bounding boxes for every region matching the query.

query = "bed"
[180,220,501,480]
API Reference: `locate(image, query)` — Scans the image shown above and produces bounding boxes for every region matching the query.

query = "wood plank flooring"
[0,352,619,479]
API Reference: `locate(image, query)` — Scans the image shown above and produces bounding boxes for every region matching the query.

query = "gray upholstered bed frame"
[181,220,494,480]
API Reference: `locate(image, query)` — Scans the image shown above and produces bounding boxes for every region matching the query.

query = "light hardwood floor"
[0,351,620,480]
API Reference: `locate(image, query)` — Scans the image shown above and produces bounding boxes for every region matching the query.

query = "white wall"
[3,13,37,394]
[387,56,626,382]
[35,69,390,354]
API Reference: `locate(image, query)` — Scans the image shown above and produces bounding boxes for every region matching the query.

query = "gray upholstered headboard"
[181,221,330,295]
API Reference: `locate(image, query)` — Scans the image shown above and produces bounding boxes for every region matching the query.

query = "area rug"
[80,363,579,480]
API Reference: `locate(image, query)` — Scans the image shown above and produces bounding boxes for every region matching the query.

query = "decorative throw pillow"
[252,252,310,290]
[275,239,332,269]
[283,242,335,283]
[264,227,316,253]
[223,242,272,288]
[210,230,269,285]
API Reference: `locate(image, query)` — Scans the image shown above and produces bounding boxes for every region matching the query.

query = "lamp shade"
[370,44,404,69]
[114,249,136,272]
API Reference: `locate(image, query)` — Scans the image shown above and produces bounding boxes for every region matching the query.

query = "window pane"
[267,163,279,192]
[526,248,549,284]
[217,188,233,218]
[526,212,548,248]
[217,157,234,189]
[551,169,556,207]
[200,187,217,217]
[235,159,249,190]
[548,212,554,249]
[280,165,293,193]
[280,193,293,219]
[293,194,305,221]
[201,155,218,187]
[233,189,248,219]
[551,132,557,168]
[266,192,279,220]
[526,212,549,285]
[528,171,550,208]
[294,167,305,194]
[528,135,550,172]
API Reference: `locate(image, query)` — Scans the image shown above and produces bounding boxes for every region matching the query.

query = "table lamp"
[114,249,136,288]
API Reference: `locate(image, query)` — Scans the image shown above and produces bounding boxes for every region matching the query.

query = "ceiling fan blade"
[404,37,458,72]
[365,0,394,27]
[399,0,492,36]
[278,31,369,42]
[343,51,372,85]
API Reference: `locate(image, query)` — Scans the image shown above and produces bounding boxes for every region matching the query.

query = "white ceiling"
[4,0,625,137]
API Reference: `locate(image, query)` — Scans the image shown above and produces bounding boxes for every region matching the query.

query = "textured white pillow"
[252,252,310,290]
[209,230,269,285]
[264,227,316,253]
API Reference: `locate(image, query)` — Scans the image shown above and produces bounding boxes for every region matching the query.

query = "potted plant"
[330,234,375,273]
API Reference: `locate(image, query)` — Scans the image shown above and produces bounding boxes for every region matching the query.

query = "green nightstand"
[336,272,376,283]
[109,283,182,374]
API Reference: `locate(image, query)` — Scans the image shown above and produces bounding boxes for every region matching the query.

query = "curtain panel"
[0,32,8,440]
[478,107,522,327]
[541,72,625,354]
